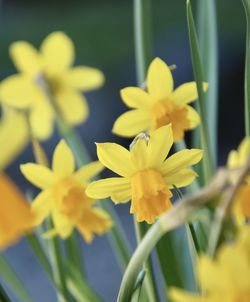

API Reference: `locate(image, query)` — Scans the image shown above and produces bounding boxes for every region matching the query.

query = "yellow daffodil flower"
[0,107,29,170]
[86,125,203,224]
[112,57,208,142]
[227,137,250,223]
[0,174,34,249]
[0,31,104,140]
[20,140,112,243]
[170,225,250,302]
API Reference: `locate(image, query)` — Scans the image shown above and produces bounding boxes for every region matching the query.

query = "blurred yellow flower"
[170,225,250,302]
[20,140,112,243]
[0,174,34,249]
[0,31,104,140]
[112,57,208,142]
[86,125,203,223]
[227,137,250,223]
[0,108,29,170]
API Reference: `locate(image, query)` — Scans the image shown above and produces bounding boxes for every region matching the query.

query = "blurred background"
[0,0,246,301]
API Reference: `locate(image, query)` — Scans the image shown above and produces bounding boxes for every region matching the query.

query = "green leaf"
[0,254,33,302]
[0,283,11,302]
[197,0,218,165]
[242,0,250,136]
[186,0,214,183]
[65,262,102,302]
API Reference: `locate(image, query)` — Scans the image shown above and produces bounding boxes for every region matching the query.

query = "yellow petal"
[112,109,150,137]
[130,138,148,170]
[20,163,57,190]
[147,125,173,169]
[0,174,35,249]
[172,82,208,105]
[0,110,29,171]
[45,209,73,239]
[169,288,202,302]
[227,150,239,169]
[0,75,39,108]
[29,100,54,141]
[41,31,74,74]
[96,143,132,177]
[86,177,131,203]
[147,57,173,99]
[64,66,104,91]
[55,90,88,124]
[238,137,250,165]
[120,87,155,109]
[10,41,41,77]
[31,190,52,225]
[52,140,75,177]
[74,161,104,183]
[165,169,197,188]
[160,149,203,176]
[77,208,112,243]
[186,105,200,129]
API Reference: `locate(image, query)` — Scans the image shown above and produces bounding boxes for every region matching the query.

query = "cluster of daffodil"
[0,4,250,301]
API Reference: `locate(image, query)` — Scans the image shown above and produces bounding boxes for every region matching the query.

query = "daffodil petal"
[0,110,29,171]
[160,149,203,176]
[169,288,202,302]
[96,143,132,177]
[120,87,155,109]
[31,190,52,225]
[41,31,74,74]
[55,90,88,124]
[86,177,131,203]
[112,109,150,137]
[147,125,173,168]
[20,163,57,189]
[165,169,197,188]
[0,75,38,108]
[10,41,41,77]
[29,101,54,140]
[52,140,75,177]
[147,57,173,99]
[131,138,148,170]
[227,150,239,169]
[49,210,73,239]
[172,82,208,105]
[74,161,104,183]
[64,66,104,91]
[238,137,250,165]
[187,105,200,129]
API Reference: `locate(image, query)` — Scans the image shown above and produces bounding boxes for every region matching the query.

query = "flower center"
[150,99,189,141]
[52,178,92,221]
[131,169,172,224]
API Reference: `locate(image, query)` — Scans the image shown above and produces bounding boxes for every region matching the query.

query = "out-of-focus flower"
[20,140,112,243]
[169,225,250,302]
[0,108,29,170]
[0,31,104,140]
[227,138,250,224]
[112,57,208,142]
[86,125,203,224]
[0,174,35,249]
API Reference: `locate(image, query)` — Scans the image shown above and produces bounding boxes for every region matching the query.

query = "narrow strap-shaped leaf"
[186,0,214,183]
[197,0,218,164]
[0,254,33,302]
[0,283,11,302]
[242,0,250,136]
[65,262,102,302]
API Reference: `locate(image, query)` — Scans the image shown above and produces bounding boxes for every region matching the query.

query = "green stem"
[134,0,153,85]
[65,232,85,278]
[186,0,214,183]
[134,220,159,302]
[117,222,164,302]
[243,0,250,136]
[26,233,53,280]
[47,220,69,302]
